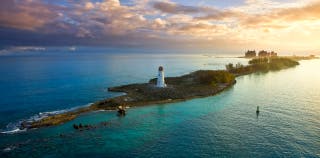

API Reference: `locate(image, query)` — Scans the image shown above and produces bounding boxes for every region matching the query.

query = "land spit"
[21,57,303,130]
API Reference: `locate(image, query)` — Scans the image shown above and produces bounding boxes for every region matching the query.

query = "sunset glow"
[1,0,320,54]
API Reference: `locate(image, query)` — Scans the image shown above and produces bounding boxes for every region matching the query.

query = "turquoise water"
[0,53,319,157]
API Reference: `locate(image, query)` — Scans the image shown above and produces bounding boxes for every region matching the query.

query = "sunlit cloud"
[0,0,319,54]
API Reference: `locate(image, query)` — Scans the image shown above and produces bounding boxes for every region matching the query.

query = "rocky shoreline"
[21,70,236,129]
[20,57,302,130]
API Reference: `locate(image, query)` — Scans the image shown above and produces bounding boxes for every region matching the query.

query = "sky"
[0,0,320,54]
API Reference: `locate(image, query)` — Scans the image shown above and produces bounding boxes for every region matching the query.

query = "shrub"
[195,70,235,85]
[248,57,268,65]
[248,57,299,71]
[225,63,234,71]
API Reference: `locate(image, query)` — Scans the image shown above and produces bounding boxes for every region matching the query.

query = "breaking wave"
[0,103,92,134]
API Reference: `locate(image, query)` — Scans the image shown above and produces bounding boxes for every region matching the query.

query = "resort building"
[245,50,256,57]
[270,51,277,57]
[258,50,269,57]
[258,50,278,57]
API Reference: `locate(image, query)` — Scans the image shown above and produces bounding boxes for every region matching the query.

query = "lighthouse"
[156,66,166,88]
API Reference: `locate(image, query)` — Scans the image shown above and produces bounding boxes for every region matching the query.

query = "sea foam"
[1,103,92,134]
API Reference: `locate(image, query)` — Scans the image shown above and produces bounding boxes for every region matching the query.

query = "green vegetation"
[225,63,234,71]
[226,57,299,75]
[194,70,235,86]
[267,57,299,70]
[248,57,268,65]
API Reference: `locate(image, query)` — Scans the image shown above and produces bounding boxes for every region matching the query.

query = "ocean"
[0,51,319,157]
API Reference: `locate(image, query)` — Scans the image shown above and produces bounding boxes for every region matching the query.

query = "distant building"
[156,66,166,88]
[245,50,256,58]
[246,50,278,57]
[258,50,269,57]
[270,51,277,57]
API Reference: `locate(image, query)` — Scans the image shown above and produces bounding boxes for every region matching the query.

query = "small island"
[21,56,312,129]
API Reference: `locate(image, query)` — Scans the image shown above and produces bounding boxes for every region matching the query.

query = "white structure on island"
[156,66,167,88]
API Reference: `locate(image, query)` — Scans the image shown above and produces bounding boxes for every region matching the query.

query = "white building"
[156,66,166,88]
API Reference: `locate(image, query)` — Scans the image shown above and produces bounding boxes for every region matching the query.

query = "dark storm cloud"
[153,1,201,14]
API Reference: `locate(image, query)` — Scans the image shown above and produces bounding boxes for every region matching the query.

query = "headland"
[20,57,306,129]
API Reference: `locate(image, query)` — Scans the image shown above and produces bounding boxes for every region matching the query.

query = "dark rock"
[117,109,126,116]
[73,124,79,129]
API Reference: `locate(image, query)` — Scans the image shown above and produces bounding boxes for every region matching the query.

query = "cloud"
[0,0,319,53]
[195,10,243,21]
[240,1,320,30]
[274,1,320,21]
[84,2,95,10]
[153,1,201,14]
[0,0,61,30]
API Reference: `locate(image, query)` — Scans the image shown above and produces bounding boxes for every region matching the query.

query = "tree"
[236,62,244,69]
[225,63,234,71]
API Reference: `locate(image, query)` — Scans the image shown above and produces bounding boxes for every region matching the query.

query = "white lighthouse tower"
[156,66,166,88]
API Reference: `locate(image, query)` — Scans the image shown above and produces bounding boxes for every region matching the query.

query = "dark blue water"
[0,53,319,157]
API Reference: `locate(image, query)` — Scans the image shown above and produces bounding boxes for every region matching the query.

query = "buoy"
[256,106,260,113]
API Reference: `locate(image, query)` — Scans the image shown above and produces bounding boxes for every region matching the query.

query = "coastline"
[19,56,306,130]
[22,70,236,129]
